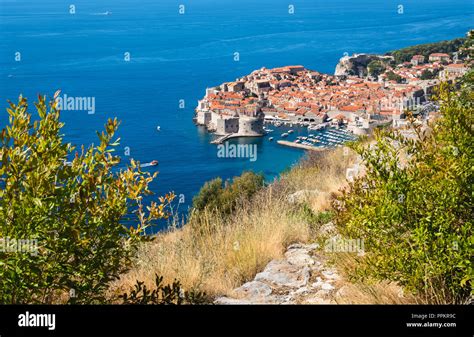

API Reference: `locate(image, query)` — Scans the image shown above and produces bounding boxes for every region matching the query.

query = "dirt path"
[215,242,347,304]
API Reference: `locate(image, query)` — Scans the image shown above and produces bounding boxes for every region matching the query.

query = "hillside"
[1,35,472,306]
[334,36,467,78]
[386,38,466,64]
[113,65,473,304]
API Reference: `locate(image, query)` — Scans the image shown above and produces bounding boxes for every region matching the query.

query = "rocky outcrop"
[215,243,345,305]
[334,53,393,77]
[287,190,320,204]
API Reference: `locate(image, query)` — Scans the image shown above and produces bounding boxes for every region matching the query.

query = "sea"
[0,0,472,230]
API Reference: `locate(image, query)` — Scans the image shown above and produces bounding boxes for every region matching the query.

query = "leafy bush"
[367,60,386,79]
[333,74,473,303]
[297,204,334,235]
[298,204,332,225]
[120,274,209,305]
[420,68,440,80]
[385,71,404,83]
[459,30,474,60]
[0,95,174,304]
[190,177,224,212]
[191,171,264,216]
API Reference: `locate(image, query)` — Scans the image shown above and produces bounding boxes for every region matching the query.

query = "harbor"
[277,140,327,151]
[264,121,358,151]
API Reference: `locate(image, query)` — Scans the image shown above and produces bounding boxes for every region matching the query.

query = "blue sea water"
[0,0,472,228]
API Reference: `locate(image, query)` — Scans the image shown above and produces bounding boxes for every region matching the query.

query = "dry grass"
[275,147,357,215]
[111,146,419,304]
[331,252,417,304]
[111,191,310,298]
[334,281,416,304]
[111,148,352,299]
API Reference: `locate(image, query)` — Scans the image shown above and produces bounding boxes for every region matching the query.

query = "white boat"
[308,124,325,131]
[288,130,294,134]
[269,137,274,141]
[281,133,289,138]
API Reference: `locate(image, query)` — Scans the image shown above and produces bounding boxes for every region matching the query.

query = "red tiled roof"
[430,53,449,57]
[447,63,466,68]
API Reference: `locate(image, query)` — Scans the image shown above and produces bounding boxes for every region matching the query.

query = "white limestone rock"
[214,297,253,305]
[233,281,273,300]
[322,270,340,280]
[285,248,315,267]
[255,260,310,288]
[287,190,319,204]
[321,283,335,291]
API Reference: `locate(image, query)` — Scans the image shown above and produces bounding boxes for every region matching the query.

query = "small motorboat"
[150,160,159,166]
[269,137,274,141]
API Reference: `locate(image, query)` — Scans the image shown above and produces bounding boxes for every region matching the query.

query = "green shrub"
[385,71,404,83]
[333,75,473,303]
[297,204,333,232]
[367,60,386,79]
[420,68,440,80]
[190,177,224,213]
[191,171,264,216]
[0,95,174,304]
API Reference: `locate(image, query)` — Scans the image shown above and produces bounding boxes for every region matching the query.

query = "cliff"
[334,53,393,77]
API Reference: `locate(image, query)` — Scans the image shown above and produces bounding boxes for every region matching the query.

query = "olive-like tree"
[0,95,174,304]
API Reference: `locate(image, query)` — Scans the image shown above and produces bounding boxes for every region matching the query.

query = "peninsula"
[195,37,470,141]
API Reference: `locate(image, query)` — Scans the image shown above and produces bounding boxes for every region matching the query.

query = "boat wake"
[140,160,159,168]
[91,11,112,16]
